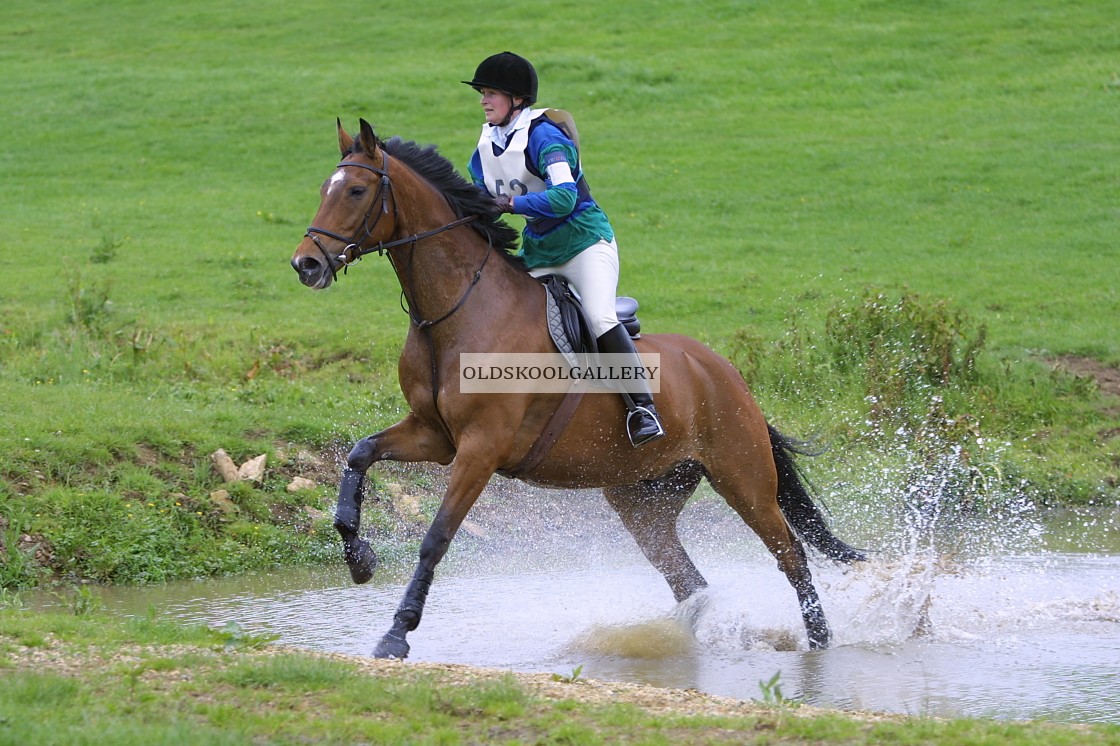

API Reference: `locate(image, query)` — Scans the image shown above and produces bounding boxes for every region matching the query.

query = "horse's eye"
[348,186,367,198]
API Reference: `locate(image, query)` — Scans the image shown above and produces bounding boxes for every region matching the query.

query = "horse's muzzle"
[292,255,333,289]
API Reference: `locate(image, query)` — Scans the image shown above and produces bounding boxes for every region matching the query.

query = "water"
[62,480,1120,724]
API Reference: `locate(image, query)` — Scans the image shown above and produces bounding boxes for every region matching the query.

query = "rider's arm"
[510,123,579,219]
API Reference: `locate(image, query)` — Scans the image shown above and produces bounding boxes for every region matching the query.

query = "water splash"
[660,400,1066,652]
[564,617,696,659]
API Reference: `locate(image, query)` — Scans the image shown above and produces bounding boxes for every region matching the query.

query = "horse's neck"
[393,234,528,321]
[388,184,539,344]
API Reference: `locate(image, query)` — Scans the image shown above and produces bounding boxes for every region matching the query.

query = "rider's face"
[479,88,519,126]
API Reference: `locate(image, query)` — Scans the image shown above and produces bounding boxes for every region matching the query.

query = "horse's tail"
[768,423,866,563]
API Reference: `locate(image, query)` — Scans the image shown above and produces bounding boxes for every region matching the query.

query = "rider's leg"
[596,322,666,446]
[531,239,665,446]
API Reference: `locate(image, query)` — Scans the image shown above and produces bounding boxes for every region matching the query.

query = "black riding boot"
[596,323,666,447]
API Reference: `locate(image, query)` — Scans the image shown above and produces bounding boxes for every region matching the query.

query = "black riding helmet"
[462,51,538,105]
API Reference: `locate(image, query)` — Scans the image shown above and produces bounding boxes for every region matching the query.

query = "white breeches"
[529,238,620,338]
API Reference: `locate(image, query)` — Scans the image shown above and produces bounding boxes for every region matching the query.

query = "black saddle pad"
[539,274,595,356]
[537,274,641,357]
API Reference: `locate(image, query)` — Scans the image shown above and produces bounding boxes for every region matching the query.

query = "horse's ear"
[337,118,354,156]
[357,118,380,158]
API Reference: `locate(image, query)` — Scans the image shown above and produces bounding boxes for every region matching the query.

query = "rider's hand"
[494,195,515,213]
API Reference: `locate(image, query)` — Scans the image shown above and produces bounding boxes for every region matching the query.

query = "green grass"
[1,609,1118,745]
[1,0,1119,589]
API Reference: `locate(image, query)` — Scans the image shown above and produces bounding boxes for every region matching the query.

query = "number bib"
[476,109,576,199]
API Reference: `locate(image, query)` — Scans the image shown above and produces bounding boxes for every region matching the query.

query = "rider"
[463,51,665,447]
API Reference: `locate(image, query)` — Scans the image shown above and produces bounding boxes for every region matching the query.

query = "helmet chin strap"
[497,95,527,127]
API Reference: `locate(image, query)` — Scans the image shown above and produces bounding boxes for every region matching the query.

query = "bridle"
[303,151,479,283]
[302,149,491,326]
[302,148,491,440]
[303,156,394,282]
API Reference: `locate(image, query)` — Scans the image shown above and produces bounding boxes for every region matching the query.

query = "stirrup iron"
[626,405,665,447]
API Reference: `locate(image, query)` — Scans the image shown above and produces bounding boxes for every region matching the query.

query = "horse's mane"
[350,136,526,272]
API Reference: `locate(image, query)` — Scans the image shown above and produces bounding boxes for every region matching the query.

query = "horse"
[290,119,864,659]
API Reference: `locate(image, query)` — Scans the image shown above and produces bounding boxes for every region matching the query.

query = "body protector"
[475,109,591,235]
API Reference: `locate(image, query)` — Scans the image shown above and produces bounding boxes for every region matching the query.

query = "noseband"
[303,152,478,283]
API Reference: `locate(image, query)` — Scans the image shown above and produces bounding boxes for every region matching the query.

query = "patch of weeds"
[16,631,48,648]
[727,327,765,385]
[824,287,987,415]
[223,481,270,522]
[0,671,82,707]
[215,621,280,651]
[471,674,530,719]
[758,670,800,708]
[256,210,294,225]
[224,520,312,567]
[552,664,585,684]
[745,288,996,447]
[89,232,123,264]
[0,527,44,591]
[0,588,25,610]
[118,325,158,370]
[216,651,355,689]
[64,263,114,335]
[69,585,103,617]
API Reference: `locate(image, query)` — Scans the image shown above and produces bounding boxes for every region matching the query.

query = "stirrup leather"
[626,405,665,447]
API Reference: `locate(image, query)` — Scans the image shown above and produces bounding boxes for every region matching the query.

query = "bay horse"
[290,119,864,659]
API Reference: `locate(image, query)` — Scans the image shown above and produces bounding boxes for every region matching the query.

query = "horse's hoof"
[807,628,831,650]
[672,588,711,630]
[343,538,378,585]
[373,633,410,659]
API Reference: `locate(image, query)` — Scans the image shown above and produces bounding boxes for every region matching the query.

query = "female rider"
[463,51,664,447]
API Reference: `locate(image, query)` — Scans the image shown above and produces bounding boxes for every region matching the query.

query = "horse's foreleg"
[334,414,454,584]
[334,464,378,584]
[373,437,499,659]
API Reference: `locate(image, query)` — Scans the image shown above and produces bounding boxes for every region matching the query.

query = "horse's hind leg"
[706,459,832,649]
[334,414,454,584]
[603,461,707,603]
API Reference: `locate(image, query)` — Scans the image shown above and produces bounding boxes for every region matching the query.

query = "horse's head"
[291,119,396,289]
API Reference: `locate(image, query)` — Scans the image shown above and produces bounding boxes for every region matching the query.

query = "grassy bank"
[1,607,1117,745]
[2,0,1119,590]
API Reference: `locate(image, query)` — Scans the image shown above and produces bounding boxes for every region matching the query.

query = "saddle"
[497,276,643,480]
[538,274,641,367]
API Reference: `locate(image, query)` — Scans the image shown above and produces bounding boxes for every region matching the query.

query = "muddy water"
[78,485,1120,724]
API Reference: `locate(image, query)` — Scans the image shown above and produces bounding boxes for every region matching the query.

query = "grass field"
[1,0,1118,588]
